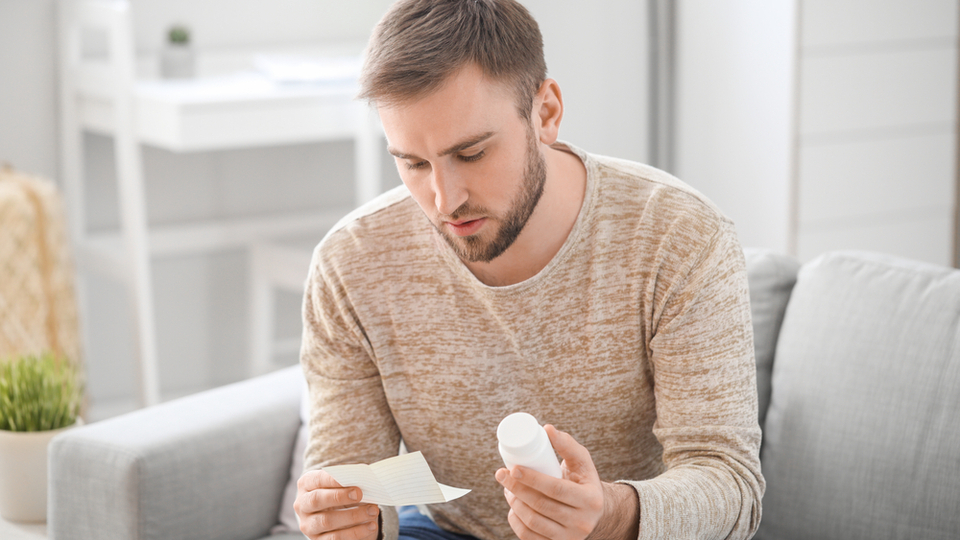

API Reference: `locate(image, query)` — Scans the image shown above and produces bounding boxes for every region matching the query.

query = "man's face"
[378,65,546,263]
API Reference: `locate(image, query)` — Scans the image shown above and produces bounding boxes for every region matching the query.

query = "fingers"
[544,425,597,480]
[504,486,566,540]
[498,465,603,540]
[294,469,380,540]
[300,504,380,540]
[504,484,596,540]
[497,462,582,509]
[298,470,345,493]
[296,470,361,512]
[497,467,572,509]
[507,507,555,540]
[497,427,606,540]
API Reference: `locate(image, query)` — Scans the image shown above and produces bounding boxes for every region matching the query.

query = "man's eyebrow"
[386,146,417,160]
[438,131,495,157]
[387,131,496,161]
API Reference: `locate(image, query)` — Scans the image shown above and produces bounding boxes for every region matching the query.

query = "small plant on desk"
[162,24,195,79]
[168,25,190,46]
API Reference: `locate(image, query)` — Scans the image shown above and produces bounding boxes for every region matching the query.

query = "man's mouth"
[446,217,486,237]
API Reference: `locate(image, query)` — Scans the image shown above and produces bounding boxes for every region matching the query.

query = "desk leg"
[114,136,161,408]
[57,1,90,373]
[248,244,276,377]
[111,4,161,407]
[354,104,382,206]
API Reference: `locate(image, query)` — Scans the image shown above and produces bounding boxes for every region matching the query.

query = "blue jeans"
[398,507,480,540]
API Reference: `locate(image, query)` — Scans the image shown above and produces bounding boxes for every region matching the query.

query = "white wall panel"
[81,273,137,406]
[802,0,957,49]
[799,132,955,223]
[674,0,796,253]
[153,255,211,392]
[526,1,649,162]
[798,211,953,267]
[0,0,59,180]
[800,48,957,136]
[796,0,958,267]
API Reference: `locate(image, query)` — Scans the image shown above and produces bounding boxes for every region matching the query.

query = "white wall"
[525,1,650,162]
[674,0,959,266]
[795,0,958,266]
[0,0,651,418]
[673,0,797,254]
[0,0,59,180]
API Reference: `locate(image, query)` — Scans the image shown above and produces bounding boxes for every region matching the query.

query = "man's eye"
[406,160,429,170]
[459,151,485,163]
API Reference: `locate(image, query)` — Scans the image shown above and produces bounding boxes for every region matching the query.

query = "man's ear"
[534,78,564,145]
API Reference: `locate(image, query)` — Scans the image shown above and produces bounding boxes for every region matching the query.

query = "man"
[294,1,763,539]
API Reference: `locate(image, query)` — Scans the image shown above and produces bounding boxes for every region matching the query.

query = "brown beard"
[437,125,547,263]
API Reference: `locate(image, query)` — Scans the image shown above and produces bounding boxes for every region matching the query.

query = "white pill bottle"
[497,412,562,478]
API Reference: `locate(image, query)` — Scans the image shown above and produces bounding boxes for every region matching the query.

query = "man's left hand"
[494,425,639,540]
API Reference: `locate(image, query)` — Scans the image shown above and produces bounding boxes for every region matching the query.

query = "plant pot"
[161,44,195,79]
[0,420,81,522]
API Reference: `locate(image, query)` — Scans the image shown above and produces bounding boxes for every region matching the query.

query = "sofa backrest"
[755,251,960,540]
[744,248,801,429]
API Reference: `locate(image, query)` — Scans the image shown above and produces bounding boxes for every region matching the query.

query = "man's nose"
[432,166,468,216]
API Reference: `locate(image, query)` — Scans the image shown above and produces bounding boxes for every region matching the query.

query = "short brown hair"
[359,0,547,118]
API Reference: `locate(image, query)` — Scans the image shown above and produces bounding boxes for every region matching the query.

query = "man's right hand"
[294,470,381,540]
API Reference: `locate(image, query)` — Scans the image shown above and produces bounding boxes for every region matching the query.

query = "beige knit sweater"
[301,143,764,540]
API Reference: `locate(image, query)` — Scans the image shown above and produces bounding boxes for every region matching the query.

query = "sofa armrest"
[49,366,303,540]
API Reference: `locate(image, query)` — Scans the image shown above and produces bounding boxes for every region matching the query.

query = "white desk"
[76,73,378,267]
[86,73,366,151]
[59,0,380,406]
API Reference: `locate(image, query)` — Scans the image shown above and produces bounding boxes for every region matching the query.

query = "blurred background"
[0,0,956,420]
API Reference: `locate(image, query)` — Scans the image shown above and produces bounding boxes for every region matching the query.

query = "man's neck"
[465,144,587,287]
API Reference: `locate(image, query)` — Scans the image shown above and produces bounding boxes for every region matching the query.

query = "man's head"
[359,0,547,118]
[378,63,550,264]
[368,1,568,270]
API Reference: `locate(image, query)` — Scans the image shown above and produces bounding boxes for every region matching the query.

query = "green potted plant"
[0,353,83,522]
[161,24,195,79]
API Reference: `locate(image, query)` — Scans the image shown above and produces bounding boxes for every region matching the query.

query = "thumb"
[544,424,598,481]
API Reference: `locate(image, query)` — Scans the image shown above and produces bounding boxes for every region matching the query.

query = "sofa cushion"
[756,251,960,540]
[743,248,800,428]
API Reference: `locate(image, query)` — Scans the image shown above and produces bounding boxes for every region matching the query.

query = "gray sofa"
[48,249,960,540]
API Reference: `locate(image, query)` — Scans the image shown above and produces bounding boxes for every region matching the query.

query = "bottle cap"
[497,412,542,455]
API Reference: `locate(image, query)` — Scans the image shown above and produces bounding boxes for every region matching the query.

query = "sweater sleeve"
[625,221,764,540]
[300,241,403,540]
